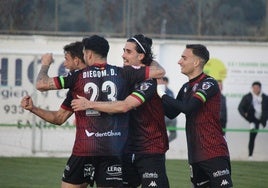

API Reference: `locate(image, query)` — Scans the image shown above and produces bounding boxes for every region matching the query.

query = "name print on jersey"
[83,68,116,78]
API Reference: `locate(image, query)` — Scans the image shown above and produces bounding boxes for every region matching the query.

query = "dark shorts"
[122,153,169,188]
[190,156,233,188]
[62,155,122,187]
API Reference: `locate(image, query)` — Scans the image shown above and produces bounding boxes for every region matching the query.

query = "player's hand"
[71,95,91,111]
[157,78,166,98]
[157,84,166,98]
[41,53,53,66]
[20,95,34,111]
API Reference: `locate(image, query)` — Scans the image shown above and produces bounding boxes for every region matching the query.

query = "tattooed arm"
[36,53,58,91]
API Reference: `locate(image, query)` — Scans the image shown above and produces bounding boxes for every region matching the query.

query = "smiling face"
[122,42,144,66]
[178,48,196,75]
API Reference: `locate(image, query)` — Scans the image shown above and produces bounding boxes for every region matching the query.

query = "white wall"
[0,35,268,160]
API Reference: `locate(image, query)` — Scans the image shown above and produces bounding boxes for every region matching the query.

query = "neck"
[88,56,107,66]
[188,70,203,80]
[94,59,106,64]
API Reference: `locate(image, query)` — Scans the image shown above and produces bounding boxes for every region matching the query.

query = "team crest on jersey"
[202,82,213,90]
[138,82,151,91]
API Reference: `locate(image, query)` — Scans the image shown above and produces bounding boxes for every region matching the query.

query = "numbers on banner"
[3,105,24,114]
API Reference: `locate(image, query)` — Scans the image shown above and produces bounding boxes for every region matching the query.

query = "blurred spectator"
[238,81,268,160]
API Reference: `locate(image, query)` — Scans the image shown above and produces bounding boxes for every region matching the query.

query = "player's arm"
[71,95,142,113]
[36,53,58,91]
[157,82,202,117]
[148,60,165,78]
[162,95,202,115]
[21,95,73,125]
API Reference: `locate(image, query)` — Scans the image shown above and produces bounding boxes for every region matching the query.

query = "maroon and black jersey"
[54,64,149,156]
[162,73,230,163]
[125,79,169,154]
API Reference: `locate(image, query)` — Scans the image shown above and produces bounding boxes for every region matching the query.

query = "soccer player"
[71,34,170,188]
[34,35,165,187]
[157,44,233,187]
[21,41,86,124]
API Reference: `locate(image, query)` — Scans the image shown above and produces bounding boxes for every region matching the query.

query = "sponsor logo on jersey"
[148,181,157,187]
[85,129,121,137]
[84,164,95,178]
[106,164,122,176]
[142,172,159,179]
[213,168,230,177]
[220,179,229,186]
[85,130,95,137]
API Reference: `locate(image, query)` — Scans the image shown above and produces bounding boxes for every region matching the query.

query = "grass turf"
[0,157,267,187]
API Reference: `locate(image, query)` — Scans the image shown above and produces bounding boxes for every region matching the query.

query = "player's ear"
[193,57,201,67]
[74,57,79,65]
[138,53,145,61]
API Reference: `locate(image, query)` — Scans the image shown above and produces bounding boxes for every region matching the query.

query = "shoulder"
[199,77,218,90]
[241,93,252,101]
[245,92,252,98]
[204,76,217,85]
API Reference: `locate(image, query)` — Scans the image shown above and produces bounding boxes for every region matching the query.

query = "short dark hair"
[82,35,109,58]
[186,44,210,63]
[252,81,261,87]
[63,41,85,64]
[127,34,153,66]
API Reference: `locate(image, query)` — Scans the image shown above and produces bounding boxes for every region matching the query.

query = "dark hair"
[82,35,109,58]
[127,34,153,66]
[186,44,210,64]
[252,81,261,87]
[63,41,85,64]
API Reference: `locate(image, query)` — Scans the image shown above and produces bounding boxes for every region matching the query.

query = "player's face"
[252,85,261,95]
[64,52,76,71]
[122,42,143,66]
[178,48,198,77]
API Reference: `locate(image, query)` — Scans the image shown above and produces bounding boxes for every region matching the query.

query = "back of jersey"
[62,64,147,156]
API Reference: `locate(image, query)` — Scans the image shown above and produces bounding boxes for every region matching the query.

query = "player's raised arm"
[36,53,58,91]
[21,95,73,125]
